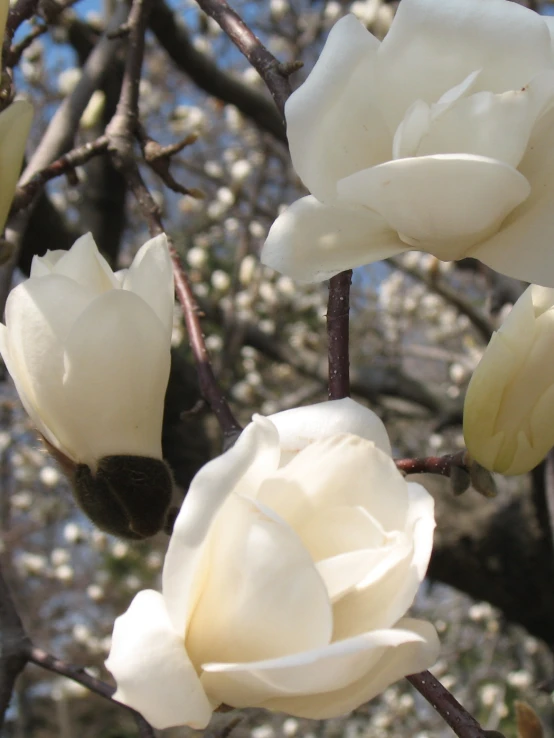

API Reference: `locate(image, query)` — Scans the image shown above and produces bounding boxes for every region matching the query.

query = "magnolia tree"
[1,0,554,736]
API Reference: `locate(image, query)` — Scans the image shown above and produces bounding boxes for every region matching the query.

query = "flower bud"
[464,284,554,475]
[0,232,175,536]
[0,100,33,232]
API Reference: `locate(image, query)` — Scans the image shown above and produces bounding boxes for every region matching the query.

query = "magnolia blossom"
[262,0,554,285]
[106,399,439,729]
[0,232,174,471]
[0,0,33,233]
[464,285,554,475]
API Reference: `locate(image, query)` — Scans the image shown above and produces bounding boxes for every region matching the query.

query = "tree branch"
[193,0,293,117]
[149,0,286,141]
[0,565,30,729]
[407,671,498,738]
[327,270,352,400]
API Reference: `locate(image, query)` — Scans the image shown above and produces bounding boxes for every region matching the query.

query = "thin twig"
[193,0,293,116]
[395,450,469,477]
[5,0,40,41]
[12,136,109,213]
[327,270,352,400]
[0,565,31,729]
[407,671,499,738]
[105,0,241,442]
[28,648,155,738]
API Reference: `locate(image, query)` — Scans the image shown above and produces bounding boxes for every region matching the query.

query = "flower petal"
[2,275,97,461]
[268,397,392,462]
[31,250,69,277]
[376,0,553,130]
[337,154,530,260]
[60,289,170,467]
[106,590,212,730]
[257,436,409,534]
[185,494,332,667]
[286,15,390,201]
[51,232,119,294]
[122,234,174,341]
[404,483,436,580]
[201,618,439,717]
[397,71,554,169]
[261,196,404,282]
[162,417,280,634]
[0,101,33,233]
[471,107,554,286]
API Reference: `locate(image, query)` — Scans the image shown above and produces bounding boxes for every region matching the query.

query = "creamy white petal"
[3,275,97,461]
[163,417,281,634]
[404,483,436,580]
[257,436,409,534]
[106,590,212,730]
[286,15,390,201]
[0,323,60,451]
[51,232,118,294]
[186,495,332,667]
[261,195,405,282]
[60,289,170,467]
[376,0,553,130]
[401,72,554,169]
[31,250,69,277]
[297,505,385,561]
[463,331,518,471]
[337,155,530,260]
[268,397,392,460]
[201,619,439,716]
[123,234,174,341]
[470,106,554,286]
[0,101,33,233]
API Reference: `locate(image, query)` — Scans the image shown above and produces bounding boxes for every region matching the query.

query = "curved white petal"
[106,590,212,730]
[0,101,33,233]
[286,15,390,201]
[51,232,119,294]
[404,483,436,580]
[123,234,174,341]
[60,289,171,467]
[186,494,332,667]
[398,72,554,169]
[337,155,530,260]
[162,417,281,634]
[257,436,409,534]
[31,250,69,277]
[471,106,554,286]
[261,195,405,282]
[0,323,60,451]
[376,0,553,130]
[201,618,439,717]
[3,275,97,461]
[268,397,392,461]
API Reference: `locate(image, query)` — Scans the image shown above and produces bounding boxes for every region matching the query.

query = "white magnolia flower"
[106,398,439,729]
[464,285,554,475]
[262,0,554,285]
[0,0,33,234]
[0,232,174,470]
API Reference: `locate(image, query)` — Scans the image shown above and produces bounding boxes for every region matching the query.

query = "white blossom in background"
[464,285,554,475]
[263,0,554,286]
[0,233,174,471]
[106,399,439,729]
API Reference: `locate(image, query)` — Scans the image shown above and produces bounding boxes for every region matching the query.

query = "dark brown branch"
[28,648,155,738]
[106,0,241,442]
[407,671,498,738]
[149,0,285,140]
[395,450,468,477]
[0,566,30,729]
[193,0,293,117]
[12,136,109,213]
[327,270,352,400]
[5,0,39,42]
